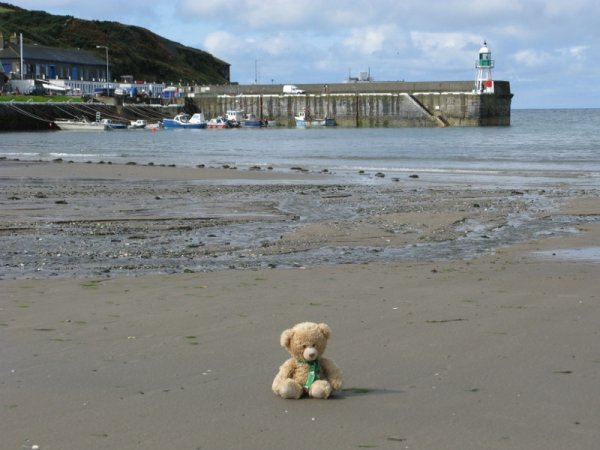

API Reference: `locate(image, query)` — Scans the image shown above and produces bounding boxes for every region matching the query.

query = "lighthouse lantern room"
[475,41,495,94]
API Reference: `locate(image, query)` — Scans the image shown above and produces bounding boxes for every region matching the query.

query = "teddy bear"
[272,322,343,399]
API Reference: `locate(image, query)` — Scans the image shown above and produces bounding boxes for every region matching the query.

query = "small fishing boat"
[146,122,163,131]
[295,109,335,128]
[101,119,128,130]
[162,113,207,129]
[226,110,244,127]
[242,114,263,128]
[54,117,108,131]
[129,119,147,129]
[207,116,230,129]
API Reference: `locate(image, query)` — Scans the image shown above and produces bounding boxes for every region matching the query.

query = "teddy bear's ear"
[280,328,294,349]
[317,323,331,339]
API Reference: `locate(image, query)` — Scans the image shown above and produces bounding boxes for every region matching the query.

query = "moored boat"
[162,113,207,129]
[242,114,263,128]
[226,110,244,127]
[295,109,335,128]
[54,117,108,131]
[207,116,230,129]
[129,119,147,129]
[146,122,163,131]
[101,119,128,130]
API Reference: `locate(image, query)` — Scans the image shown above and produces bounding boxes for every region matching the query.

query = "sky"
[12,0,600,109]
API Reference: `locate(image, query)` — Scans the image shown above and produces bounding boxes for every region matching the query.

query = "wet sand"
[1,160,600,449]
[4,159,598,279]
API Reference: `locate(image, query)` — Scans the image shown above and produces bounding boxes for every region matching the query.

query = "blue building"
[0,33,109,82]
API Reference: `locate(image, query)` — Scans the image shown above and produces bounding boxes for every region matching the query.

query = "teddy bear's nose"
[304,347,318,360]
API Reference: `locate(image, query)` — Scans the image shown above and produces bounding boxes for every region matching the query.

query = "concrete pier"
[0,81,512,130]
[193,80,512,127]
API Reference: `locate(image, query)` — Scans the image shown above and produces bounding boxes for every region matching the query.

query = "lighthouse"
[475,41,494,94]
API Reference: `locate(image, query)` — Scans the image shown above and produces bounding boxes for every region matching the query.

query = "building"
[0,33,165,97]
[0,33,109,82]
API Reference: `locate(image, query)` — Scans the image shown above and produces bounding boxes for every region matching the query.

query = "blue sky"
[13,0,600,109]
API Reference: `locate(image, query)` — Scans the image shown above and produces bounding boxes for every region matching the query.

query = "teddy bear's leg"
[277,379,304,399]
[309,380,332,399]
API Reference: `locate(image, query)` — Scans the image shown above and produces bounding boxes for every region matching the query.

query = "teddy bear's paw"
[309,380,332,399]
[278,379,303,399]
[330,379,343,391]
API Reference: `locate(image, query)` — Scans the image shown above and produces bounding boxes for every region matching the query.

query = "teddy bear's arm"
[320,358,343,391]
[272,359,298,392]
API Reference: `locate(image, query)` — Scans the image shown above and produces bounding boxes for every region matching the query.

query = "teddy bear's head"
[280,322,332,362]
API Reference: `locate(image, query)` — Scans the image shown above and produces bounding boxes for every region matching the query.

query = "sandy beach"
[1,160,600,449]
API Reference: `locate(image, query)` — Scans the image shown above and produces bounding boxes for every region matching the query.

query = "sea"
[2,108,600,275]
[1,108,599,189]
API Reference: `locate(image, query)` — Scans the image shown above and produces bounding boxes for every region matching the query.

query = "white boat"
[54,117,108,131]
[129,119,147,129]
[225,110,244,127]
[146,122,163,131]
[162,113,207,129]
[207,116,230,129]
[295,109,335,128]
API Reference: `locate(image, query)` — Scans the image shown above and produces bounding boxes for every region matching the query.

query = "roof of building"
[0,43,107,66]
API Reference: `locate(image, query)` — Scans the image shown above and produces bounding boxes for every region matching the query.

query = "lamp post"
[96,45,109,93]
[254,59,262,85]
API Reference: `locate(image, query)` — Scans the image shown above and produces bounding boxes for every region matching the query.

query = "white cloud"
[513,49,543,68]
[410,32,481,52]
[203,31,243,56]
[566,45,588,59]
[513,45,589,72]
[258,34,292,56]
[179,1,237,17]
[204,31,295,59]
[14,0,600,107]
[539,0,591,17]
[180,0,316,28]
[342,25,398,55]
[408,31,483,70]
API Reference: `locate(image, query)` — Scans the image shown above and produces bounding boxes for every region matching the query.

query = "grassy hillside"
[0,3,230,85]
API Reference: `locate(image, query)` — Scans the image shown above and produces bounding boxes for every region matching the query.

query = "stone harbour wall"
[0,102,182,131]
[0,81,512,130]
[193,80,512,127]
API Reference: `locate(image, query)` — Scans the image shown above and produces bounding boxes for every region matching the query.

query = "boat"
[226,110,244,127]
[100,119,128,130]
[207,116,230,129]
[295,109,335,128]
[146,122,163,131]
[129,119,147,129]
[263,118,277,127]
[54,117,108,131]
[242,114,263,128]
[162,113,207,129]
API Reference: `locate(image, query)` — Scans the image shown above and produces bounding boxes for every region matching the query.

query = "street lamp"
[96,45,109,92]
[254,59,261,85]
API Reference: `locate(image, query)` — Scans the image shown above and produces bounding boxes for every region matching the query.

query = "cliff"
[0,3,230,84]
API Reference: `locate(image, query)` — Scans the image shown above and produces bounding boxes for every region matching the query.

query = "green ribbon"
[299,359,320,388]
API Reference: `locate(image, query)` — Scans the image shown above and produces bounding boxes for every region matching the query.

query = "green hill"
[0,3,230,84]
